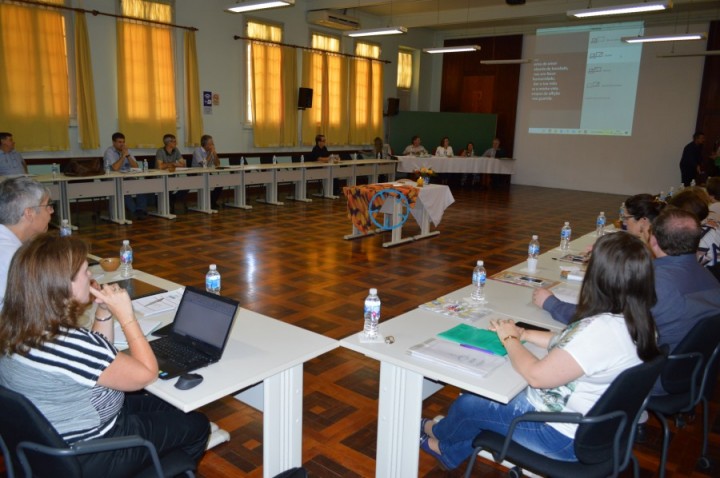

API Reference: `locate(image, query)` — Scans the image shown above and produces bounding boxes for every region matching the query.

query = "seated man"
[103,132,149,219]
[533,207,720,393]
[0,132,28,176]
[402,135,428,156]
[482,137,506,158]
[0,177,53,308]
[307,134,330,162]
[192,134,223,208]
[155,133,187,213]
[669,188,720,267]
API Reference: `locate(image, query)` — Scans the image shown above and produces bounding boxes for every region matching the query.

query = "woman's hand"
[489,318,523,342]
[89,283,133,323]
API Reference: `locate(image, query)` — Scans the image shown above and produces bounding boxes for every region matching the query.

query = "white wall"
[513,23,708,195]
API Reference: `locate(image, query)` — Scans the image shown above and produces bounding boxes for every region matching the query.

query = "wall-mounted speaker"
[298,87,313,109]
[386,97,400,116]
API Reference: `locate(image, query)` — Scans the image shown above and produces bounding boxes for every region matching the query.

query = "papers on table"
[132,288,183,317]
[419,296,493,323]
[549,284,581,305]
[490,271,559,289]
[407,338,506,378]
[114,319,162,345]
[438,324,508,356]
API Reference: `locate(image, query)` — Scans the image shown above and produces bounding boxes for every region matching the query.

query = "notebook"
[149,286,239,380]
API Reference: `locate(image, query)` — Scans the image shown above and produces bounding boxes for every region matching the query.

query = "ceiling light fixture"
[345,26,407,38]
[567,0,671,18]
[423,45,481,54]
[225,0,294,14]
[622,32,705,43]
[481,58,536,65]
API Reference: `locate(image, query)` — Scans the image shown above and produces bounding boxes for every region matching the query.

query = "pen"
[460,343,495,355]
[144,297,164,306]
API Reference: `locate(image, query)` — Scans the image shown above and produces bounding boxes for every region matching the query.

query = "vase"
[422,175,430,185]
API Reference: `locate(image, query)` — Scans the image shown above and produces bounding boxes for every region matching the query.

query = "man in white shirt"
[0,177,53,306]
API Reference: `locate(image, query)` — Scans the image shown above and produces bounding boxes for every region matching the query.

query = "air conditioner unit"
[307,10,360,31]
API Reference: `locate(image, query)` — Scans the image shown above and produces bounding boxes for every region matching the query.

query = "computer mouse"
[174,373,204,390]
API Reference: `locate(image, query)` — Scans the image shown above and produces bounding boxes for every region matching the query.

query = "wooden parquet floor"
[28,184,720,477]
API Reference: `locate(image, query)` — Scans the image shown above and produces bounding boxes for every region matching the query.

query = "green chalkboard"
[387,111,497,157]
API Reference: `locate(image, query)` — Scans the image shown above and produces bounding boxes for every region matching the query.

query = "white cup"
[527,258,538,273]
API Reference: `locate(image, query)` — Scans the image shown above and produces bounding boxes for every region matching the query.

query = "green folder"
[437,324,508,356]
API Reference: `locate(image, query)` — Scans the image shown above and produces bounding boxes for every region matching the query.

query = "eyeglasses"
[32,200,55,211]
[621,214,635,222]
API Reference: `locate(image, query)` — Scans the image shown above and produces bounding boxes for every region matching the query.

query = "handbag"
[62,158,105,177]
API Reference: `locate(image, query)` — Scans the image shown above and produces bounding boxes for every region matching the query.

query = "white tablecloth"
[397,155,515,175]
[414,184,455,227]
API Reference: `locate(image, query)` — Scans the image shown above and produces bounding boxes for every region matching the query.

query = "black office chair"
[273,466,308,478]
[463,354,667,478]
[0,385,196,478]
[646,315,720,478]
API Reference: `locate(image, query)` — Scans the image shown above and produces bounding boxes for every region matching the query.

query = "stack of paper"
[407,338,506,378]
[419,296,493,323]
[113,319,162,345]
[132,288,183,317]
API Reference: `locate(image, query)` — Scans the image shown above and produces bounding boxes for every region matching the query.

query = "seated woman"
[308,134,330,162]
[435,137,454,157]
[402,135,428,156]
[622,193,666,244]
[459,142,475,157]
[420,233,660,470]
[0,234,210,477]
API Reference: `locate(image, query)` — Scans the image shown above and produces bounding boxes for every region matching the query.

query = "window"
[0,0,69,151]
[246,21,282,124]
[246,20,295,146]
[302,33,347,145]
[117,0,176,147]
[397,49,413,89]
[349,42,383,144]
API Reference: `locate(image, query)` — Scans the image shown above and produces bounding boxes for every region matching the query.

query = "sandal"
[420,435,452,471]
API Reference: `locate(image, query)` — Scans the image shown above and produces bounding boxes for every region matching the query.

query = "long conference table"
[90,266,338,478]
[340,229,604,477]
[396,155,516,175]
[25,159,397,229]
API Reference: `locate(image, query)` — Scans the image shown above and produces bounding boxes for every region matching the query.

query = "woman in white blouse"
[435,137,454,157]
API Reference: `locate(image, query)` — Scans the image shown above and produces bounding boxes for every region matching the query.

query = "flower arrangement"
[414,167,436,186]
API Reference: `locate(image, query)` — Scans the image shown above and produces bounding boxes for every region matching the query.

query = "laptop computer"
[148,286,240,380]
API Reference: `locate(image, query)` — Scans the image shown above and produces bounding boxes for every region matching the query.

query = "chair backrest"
[0,385,82,477]
[574,354,666,465]
[659,315,720,395]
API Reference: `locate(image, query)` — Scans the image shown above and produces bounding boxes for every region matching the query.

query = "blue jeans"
[431,390,577,470]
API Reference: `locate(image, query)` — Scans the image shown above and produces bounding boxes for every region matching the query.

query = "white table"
[397,155,515,175]
[92,268,338,478]
[344,183,455,247]
[339,231,605,477]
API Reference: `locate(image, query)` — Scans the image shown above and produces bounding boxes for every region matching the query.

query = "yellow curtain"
[301,34,348,146]
[0,0,69,151]
[250,42,296,147]
[74,12,99,149]
[184,30,203,148]
[117,0,176,148]
[397,50,413,89]
[349,43,383,144]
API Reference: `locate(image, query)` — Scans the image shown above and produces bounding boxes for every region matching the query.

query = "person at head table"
[0,234,211,477]
[420,232,661,470]
[402,135,428,156]
[0,132,28,176]
[372,137,393,159]
[435,137,454,157]
[483,137,506,158]
[460,142,475,157]
[103,132,148,220]
[307,134,330,162]
[192,134,223,208]
[0,177,53,309]
[155,134,187,213]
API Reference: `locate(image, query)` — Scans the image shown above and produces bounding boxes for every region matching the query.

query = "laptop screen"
[172,287,239,351]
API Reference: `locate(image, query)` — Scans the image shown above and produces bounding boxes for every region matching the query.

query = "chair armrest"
[17,435,164,478]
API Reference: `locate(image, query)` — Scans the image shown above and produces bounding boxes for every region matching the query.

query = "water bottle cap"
[122,239,129,245]
[61,219,68,225]
[531,235,538,240]
[209,264,217,271]
[564,221,569,226]
[599,211,604,215]
[369,288,377,295]
[476,260,484,266]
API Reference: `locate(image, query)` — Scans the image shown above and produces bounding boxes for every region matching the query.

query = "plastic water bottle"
[105,164,111,175]
[363,288,381,339]
[668,186,675,199]
[119,239,133,278]
[300,154,305,163]
[690,179,696,187]
[205,264,221,295]
[528,235,540,259]
[471,260,487,302]
[59,219,71,237]
[51,163,59,179]
[596,211,606,236]
[560,222,571,251]
[619,202,626,230]
[142,159,149,172]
